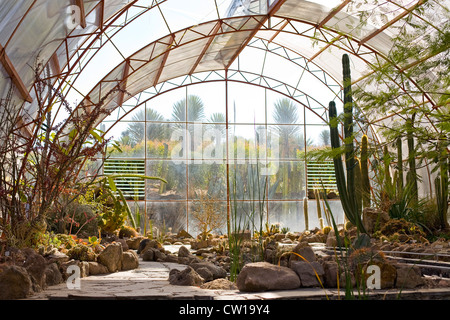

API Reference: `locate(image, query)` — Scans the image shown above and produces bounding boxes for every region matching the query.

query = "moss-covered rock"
[67,243,96,262]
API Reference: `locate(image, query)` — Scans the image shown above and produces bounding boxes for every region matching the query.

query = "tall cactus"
[354,156,362,216]
[342,54,355,205]
[396,136,404,191]
[361,135,371,208]
[303,196,309,231]
[329,101,365,233]
[406,117,419,204]
[436,135,449,229]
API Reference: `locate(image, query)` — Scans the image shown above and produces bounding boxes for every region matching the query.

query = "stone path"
[27,258,450,300]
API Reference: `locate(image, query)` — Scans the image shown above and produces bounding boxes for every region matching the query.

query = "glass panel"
[269,161,306,200]
[266,124,304,159]
[145,87,186,121]
[305,124,330,148]
[187,82,226,123]
[267,199,344,232]
[188,162,227,200]
[268,201,304,232]
[129,201,146,232]
[146,160,187,200]
[188,200,227,237]
[146,201,187,234]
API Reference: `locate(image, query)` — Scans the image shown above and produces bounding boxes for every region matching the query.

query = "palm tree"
[123,107,165,146]
[319,129,330,146]
[272,98,302,218]
[171,95,205,123]
[272,98,300,158]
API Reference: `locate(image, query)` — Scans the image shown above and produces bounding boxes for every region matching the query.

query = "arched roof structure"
[1,0,449,195]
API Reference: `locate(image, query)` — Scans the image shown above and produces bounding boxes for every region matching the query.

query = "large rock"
[177,229,193,239]
[168,266,204,286]
[395,265,424,289]
[97,242,123,273]
[122,251,139,271]
[22,248,47,292]
[236,262,301,292]
[195,267,214,282]
[115,238,129,251]
[137,239,162,255]
[290,244,316,264]
[326,231,338,247]
[126,236,144,250]
[0,265,32,299]
[362,208,390,234]
[87,262,109,275]
[190,262,227,280]
[200,278,238,290]
[45,251,69,265]
[44,263,63,287]
[322,260,339,288]
[362,261,397,289]
[177,245,191,258]
[291,261,324,287]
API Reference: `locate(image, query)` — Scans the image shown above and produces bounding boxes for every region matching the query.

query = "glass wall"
[99,81,343,236]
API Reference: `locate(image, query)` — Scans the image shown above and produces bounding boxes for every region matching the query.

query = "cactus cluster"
[328,54,370,234]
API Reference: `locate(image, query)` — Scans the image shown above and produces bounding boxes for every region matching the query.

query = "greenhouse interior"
[0,0,449,301]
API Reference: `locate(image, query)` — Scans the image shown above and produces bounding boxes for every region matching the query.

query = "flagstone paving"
[27,259,450,300]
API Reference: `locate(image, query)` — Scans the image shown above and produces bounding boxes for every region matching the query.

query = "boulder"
[115,238,129,251]
[200,278,238,290]
[195,267,214,282]
[177,229,193,239]
[362,208,390,235]
[44,263,63,287]
[97,242,123,273]
[322,260,339,288]
[178,245,192,258]
[0,265,33,299]
[80,261,89,278]
[190,261,227,280]
[326,231,338,247]
[362,261,397,289]
[191,240,209,250]
[236,262,301,292]
[290,244,316,264]
[154,249,167,262]
[395,265,424,289]
[291,261,324,287]
[168,266,204,286]
[126,236,144,250]
[122,251,139,271]
[22,248,47,291]
[137,239,162,255]
[163,254,179,263]
[45,251,69,265]
[142,248,155,261]
[87,262,109,275]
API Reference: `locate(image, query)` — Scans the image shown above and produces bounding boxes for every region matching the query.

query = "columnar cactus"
[342,54,355,206]
[329,101,365,233]
[396,136,404,191]
[436,136,449,229]
[406,117,418,204]
[361,135,371,208]
[303,196,309,231]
